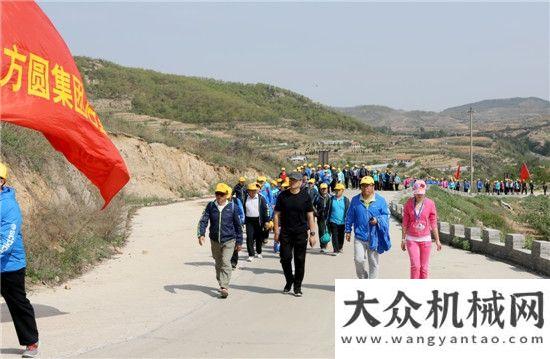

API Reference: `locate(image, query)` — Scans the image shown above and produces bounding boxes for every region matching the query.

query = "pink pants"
[406,240,432,279]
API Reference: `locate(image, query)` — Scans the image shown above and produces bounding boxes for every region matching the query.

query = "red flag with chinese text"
[519,163,530,182]
[1,1,129,208]
[454,164,461,180]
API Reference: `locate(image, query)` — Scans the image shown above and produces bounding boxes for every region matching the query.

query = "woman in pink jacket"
[401,180,442,279]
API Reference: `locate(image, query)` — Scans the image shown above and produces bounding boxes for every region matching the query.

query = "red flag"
[519,163,530,182]
[454,164,461,180]
[1,1,129,208]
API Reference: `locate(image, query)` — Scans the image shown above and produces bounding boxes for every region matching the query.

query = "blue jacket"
[1,187,25,272]
[197,200,243,245]
[345,193,391,254]
[260,183,272,207]
[233,198,245,223]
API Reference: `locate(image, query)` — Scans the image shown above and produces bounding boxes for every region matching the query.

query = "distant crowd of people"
[278,163,404,192]
[431,178,547,196]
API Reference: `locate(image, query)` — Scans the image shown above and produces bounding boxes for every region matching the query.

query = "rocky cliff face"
[112,133,255,199]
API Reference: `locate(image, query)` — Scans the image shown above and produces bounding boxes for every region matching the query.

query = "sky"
[38,1,549,111]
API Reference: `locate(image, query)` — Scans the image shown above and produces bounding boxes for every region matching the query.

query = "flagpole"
[468,107,474,192]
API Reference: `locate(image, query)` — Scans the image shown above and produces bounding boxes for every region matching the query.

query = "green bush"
[450,236,471,251]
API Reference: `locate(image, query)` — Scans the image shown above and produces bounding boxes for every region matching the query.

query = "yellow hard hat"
[281,167,286,171]
[309,163,313,167]
[320,183,328,189]
[215,183,230,195]
[317,164,322,168]
[247,183,259,191]
[257,176,267,182]
[281,181,290,189]
[308,178,315,184]
[367,166,372,170]
[225,184,233,197]
[239,176,246,182]
[276,178,283,183]
[271,180,278,186]
[335,183,345,190]
[360,176,375,185]
[0,162,8,179]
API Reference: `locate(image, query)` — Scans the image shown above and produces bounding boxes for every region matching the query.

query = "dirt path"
[1,190,544,358]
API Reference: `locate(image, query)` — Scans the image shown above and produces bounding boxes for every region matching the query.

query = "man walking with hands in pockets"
[273,172,316,297]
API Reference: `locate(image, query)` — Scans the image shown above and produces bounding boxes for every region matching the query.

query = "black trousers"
[1,268,39,346]
[329,222,345,253]
[318,219,328,249]
[279,231,308,289]
[231,248,239,267]
[245,217,263,256]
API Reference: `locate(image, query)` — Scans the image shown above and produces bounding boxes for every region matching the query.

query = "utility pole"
[468,106,474,192]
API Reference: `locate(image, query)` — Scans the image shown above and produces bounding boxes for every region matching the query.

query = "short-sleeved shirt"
[275,188,313,234]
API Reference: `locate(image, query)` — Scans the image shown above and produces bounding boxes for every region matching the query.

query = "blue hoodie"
[345,193,391,254]
[1,186,26,272]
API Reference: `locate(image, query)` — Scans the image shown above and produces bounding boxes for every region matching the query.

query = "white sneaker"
[257,254,263,259]
[331,252,339,256]
[22,342,39,358]
[247,256,254,262]
[320,248,326,253]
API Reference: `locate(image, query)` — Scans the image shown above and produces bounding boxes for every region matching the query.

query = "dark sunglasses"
[215,192,226,196]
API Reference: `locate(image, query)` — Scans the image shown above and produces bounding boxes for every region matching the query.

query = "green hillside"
[75,56,367,131]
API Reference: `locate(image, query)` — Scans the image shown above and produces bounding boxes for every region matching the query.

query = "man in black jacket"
[314,183,331,253]
[243,182,270,261]
[343,165,350,189]
[232,177,247,205]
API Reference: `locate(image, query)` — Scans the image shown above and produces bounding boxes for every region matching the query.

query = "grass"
[76,56,368,131]
[24,192,129,284]
[515,195,550,240]
[0,124,53,172]
[1,124,132,285]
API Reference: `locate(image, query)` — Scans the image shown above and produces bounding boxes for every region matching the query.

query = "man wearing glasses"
[197,183,243,298]
[345,176,391,279]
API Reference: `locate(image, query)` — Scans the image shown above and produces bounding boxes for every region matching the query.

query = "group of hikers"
[197,162,442,299]
[277,164,405,192]
[431,178,546,195]
[2,156,544,356]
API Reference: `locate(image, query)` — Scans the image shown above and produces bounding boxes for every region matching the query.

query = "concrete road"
[1,190,545,358]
